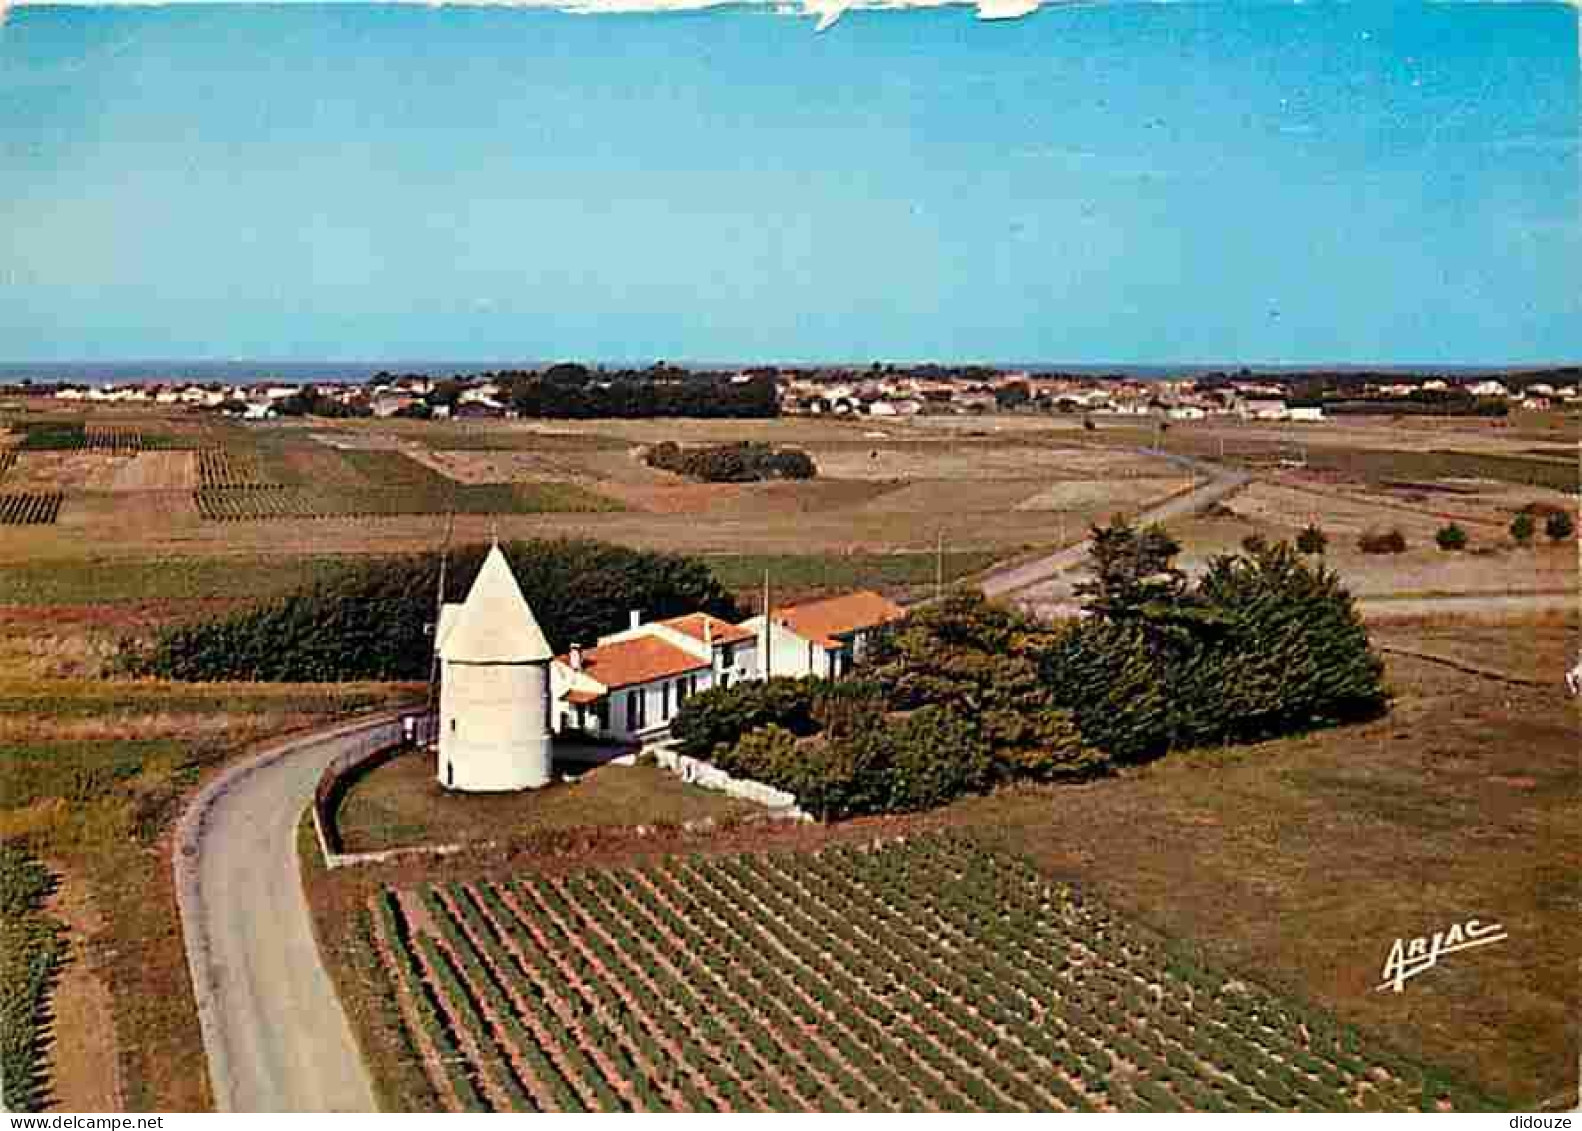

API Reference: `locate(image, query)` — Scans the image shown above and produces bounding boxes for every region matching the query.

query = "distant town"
[4,363,1579,422]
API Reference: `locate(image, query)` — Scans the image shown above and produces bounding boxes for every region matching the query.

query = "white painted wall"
[437,660,552,791]
[744,618,843,679]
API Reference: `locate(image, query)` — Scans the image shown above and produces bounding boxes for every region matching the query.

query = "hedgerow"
[126,538,739,682]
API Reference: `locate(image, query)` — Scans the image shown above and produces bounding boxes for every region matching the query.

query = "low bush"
[645,440,817,483]
[1295,524,1328,555]
[672,678,821,762]
[1357,528,1407,554]
[1544,510,1574,543]
[1434,523,1468,551]
[1509,512,1535,545]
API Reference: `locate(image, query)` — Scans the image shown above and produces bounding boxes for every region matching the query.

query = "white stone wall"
[650,742,810,820]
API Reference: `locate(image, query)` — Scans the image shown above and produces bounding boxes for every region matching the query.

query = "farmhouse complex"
[434,543,905,784]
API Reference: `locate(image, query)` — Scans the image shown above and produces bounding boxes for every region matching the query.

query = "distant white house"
[1167,405,1207,421]
[742,590,906,681]
[1468,380,1509,398]
[1288,405,1325,423]
[550,611,759,743]
[1238,398,1289,421]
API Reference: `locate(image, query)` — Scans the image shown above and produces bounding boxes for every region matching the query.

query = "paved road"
[175,716,401,1111]
[979,450,1250,599]
[1019,589,1577,624]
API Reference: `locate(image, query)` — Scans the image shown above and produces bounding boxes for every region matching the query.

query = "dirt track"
[175,717,402,1111]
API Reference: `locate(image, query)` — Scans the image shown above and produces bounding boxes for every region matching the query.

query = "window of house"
[626,691,638,732]
[449,717,457,733]
[720,642,737,668]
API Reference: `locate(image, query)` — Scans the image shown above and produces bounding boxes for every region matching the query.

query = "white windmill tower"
[434,540,554,791]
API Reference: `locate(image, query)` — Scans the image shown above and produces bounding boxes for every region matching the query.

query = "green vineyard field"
[366,836,1493,1113]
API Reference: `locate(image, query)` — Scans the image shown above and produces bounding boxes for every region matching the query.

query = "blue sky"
[0,2,1577,364]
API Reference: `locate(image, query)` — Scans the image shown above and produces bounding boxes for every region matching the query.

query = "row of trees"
[126,539,739,681]
[505,366,778,419]
[644,441,817,483]
[674,518,1389,819]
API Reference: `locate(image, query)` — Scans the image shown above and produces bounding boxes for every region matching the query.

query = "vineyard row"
[364,836,1488,1113]
[0,493,62,526]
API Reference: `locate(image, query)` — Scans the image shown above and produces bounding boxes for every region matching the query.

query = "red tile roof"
[558,635,708,692]
[658,612,756,647]
[772,590,906,649]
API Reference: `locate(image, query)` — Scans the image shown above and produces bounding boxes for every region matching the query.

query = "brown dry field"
[3,412,1201,565]
[108,451,197,491]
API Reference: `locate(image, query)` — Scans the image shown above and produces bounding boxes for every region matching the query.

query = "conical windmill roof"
[439,544,553,663]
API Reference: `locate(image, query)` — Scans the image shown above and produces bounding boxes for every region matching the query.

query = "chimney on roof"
[629,609,642,631]
[569,643,583,672]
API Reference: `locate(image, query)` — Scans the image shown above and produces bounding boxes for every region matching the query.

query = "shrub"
[1240,533,1269,554]
[1544,510,1574,543]
[879,706,996,812]
[1510,512,1535,545]
[672,677,820,762]
[731,706,995,820]
[1048,529,1388,760]
[1357,528,1407,554]
[643,440,818,483]
[1434,523,1468,551]
[130,538,739,682]
[1295,523,1328,555]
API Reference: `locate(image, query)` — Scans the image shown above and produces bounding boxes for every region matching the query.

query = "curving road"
[978,450,1250,599]
[175,715,403,1112]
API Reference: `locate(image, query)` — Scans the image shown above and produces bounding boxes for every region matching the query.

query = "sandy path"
[175,715,404,1111]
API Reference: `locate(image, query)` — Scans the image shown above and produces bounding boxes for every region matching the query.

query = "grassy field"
[0,549,1003,613]
[334,752,758,854]
[0,661,421,1111]
[954,619,1580,1108]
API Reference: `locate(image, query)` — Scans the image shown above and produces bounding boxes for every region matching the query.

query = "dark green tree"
[1544,510,1574,543]
[1435,523,1468,551]
[1295,523,1328,555]
[1075,516,1187,622]
[1510,512,1535,545]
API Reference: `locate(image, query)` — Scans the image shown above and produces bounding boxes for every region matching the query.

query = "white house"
[550,611,759,743]
[1468,380,1509,398]
[1288,405,1325,423]
[742,590,906,680]
[1238,398,1289,421]
[434,543,555,791]
[1167,405,1207,421]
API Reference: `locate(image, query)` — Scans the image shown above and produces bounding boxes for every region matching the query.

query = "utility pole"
[935,528,945,601]
[761,568,772,681]
[427,510,455,718]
